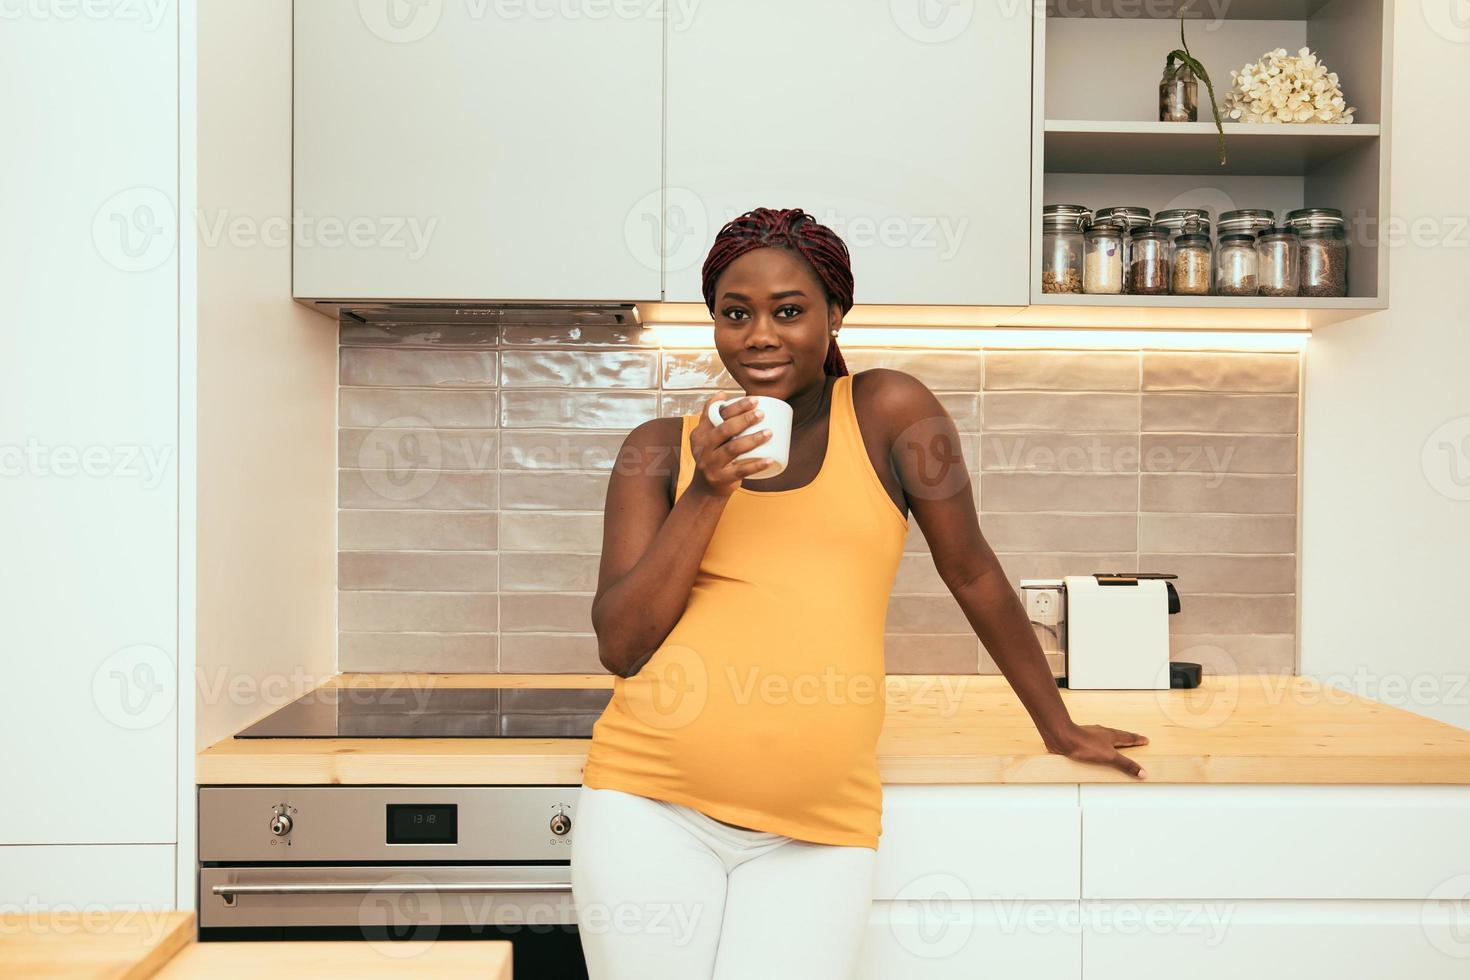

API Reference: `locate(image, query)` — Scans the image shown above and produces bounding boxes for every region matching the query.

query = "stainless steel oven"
[198,785,586,976]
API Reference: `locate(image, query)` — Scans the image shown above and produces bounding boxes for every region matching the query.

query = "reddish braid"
[700,207,852,377]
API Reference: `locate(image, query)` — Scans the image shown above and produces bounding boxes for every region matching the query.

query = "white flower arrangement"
[1223,47,1356,124]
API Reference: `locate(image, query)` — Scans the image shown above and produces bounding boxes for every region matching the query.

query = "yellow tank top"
[581,373,908,849]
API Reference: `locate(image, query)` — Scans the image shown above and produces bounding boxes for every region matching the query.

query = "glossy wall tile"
[338,323,1302,676]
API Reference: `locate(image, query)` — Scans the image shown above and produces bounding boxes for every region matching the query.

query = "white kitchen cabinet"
[664,0,1032,307]
[293,0,662,302]
[0,846,176,909]
[875,786,1079,900]
[0,0,179,873]
[1080,785,1470,899]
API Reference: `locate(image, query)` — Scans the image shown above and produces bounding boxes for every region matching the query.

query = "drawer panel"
[859,900,1080,980]
[876,786,1080,900]
[1081,786,1470,899]
[1082,900,1469,980]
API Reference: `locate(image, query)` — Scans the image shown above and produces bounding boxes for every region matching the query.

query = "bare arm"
[871,369,1149,779]
[591,394,778,677]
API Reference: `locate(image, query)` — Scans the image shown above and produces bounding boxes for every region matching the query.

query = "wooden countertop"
[152,941,510,979]
[0,911,193,980]
[196,673,1470,785]
[0,910,511,980]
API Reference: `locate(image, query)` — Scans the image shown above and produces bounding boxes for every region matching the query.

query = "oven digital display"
[386,804,457,845]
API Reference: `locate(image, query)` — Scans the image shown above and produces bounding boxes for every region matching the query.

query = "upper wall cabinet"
[293,1,662,302]
[663,0,1033,307]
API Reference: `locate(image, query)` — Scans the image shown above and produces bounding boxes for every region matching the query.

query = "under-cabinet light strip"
[646,324,1310,351]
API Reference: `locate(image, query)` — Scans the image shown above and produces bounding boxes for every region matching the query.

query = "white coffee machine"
[1020,573,1181,690]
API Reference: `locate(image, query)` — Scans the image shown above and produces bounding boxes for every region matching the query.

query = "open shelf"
[1045,0,1334,19]
[1031,0,1392,314]
[1044,121,1381,176]
[1029,293,1386,311]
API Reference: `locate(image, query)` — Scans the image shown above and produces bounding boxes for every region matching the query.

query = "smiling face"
[710,246,841,395]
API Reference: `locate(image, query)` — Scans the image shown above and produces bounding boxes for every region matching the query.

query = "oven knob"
[270,813,293,836]
[549,813,572,836]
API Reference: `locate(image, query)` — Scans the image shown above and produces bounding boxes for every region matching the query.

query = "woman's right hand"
[688,393,777,497]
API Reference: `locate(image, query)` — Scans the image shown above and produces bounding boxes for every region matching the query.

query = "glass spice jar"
[1160,63,1198,122]
[1093,207,1152,293]
[1215,233,1259,296]
[1256,226,1301,297]
[1083,223,1125,294]
[1219,209,1275,238]
[1285,207,1348,298]
[1041,204,1089,295]
[1171,233,1213,295]
[1155,208,1212,267]
[1127,226,1171,295]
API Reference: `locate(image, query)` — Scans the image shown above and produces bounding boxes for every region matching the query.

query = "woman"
[571,207,1147,979]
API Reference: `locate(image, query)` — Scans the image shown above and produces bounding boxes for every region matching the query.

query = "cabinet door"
[294,1,661,302]
[664,0,1031,306]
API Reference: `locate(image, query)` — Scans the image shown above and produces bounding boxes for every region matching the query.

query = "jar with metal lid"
[1083,223,1125,294]
[1041,204,1088,294]
[1127,226,1170,295]
[1256,227,1300,297]
[1218,209,1275,238]
[1155,208,1213,241]
[1155,208,1212,269]
[1215,233,1259,296]
[1170,233,1212,295]
[1285,207,1348,297]
[1093,207,1152,294]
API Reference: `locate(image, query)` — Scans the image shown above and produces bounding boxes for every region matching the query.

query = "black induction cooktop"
[234,687,613,739]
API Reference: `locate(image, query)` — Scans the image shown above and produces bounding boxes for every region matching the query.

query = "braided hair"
[700,207,853,377]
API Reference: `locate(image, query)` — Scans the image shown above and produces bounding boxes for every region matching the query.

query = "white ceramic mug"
[706,393,793,480]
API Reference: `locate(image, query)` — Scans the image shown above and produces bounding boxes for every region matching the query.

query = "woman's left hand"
[1045,723,1150,779]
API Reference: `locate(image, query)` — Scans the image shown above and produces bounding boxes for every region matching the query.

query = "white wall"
[1301,3,1470,730]
[193,0,337,749]
[0,2,180,908]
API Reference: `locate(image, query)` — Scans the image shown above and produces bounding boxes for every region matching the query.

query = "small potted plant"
[1159,14,1227,166]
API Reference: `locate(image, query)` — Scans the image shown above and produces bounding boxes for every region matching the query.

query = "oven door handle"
[213,881,572,897]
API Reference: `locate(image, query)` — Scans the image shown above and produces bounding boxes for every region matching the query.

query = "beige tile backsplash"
[338,322,1301,676]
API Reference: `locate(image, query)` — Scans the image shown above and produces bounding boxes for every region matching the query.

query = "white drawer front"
[1081,900,1470,980]
[876,786,1080,901]
[1081,785,1470,899]
[859,900,1081,980]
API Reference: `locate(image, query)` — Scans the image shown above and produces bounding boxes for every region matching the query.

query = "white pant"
[571,785,877,980]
